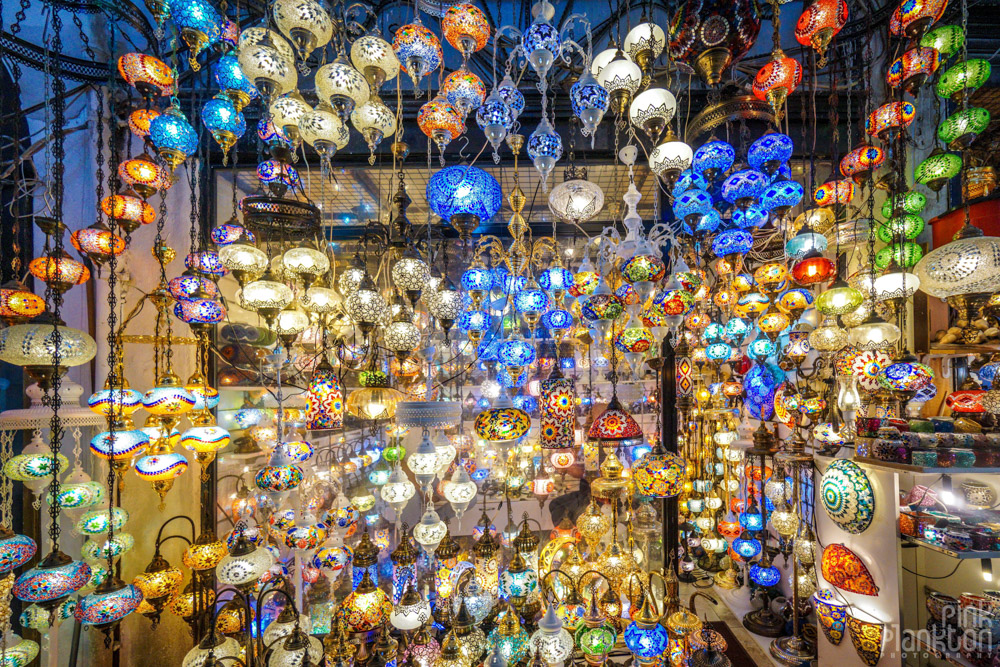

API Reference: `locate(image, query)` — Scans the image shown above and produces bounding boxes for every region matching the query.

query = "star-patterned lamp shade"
[820,544,879,596]
[540,375,575,449]
[839,145,885,183]
[820,460,874,534]
[117,53,174,99]
[866,101,916,140]
[588,396,642,443]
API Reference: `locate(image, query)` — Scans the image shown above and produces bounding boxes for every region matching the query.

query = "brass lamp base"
[742,607,786,638]
[769,635,814,666]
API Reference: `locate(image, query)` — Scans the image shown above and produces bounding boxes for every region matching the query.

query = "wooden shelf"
[853,456,1000,475]
[901,536,1000,560]
[929,343,1000,356]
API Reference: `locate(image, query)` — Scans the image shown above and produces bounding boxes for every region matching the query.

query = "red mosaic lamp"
[887,47,941,94]
[795,0,848,67]
[588,395,643,445]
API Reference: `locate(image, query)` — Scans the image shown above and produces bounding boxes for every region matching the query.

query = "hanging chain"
[45,3,67,552]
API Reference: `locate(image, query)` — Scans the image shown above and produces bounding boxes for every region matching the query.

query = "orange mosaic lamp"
[28,250,90,292]
[127,108,161,139]
[70,222,126,270]
[417,95,465,157]
[117,53,174,101]
[887,47,940,94]
[812,179,854,207]
[118,154,168,199]
[0,281,45,324]
[441,3,491,59]
[101,190,157,233]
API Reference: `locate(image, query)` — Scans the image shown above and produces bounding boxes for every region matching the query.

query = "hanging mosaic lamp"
[938,106,990,150]
[426,165,503,239]
[588,395,642,444]
[393,17,443,88]
[149,103,199,171]
[921,24,964,58]
[752,53,802,121]
[889,0,948,40]
[914,147,961,191]
[442,68,487,118]
[795,0,848,66]
[866,101,916,141]
[201,94,246,164]
[117,53,174,101]
[418,95,466,158]
[839,144,885,183]
[169,0,221,69]
[886,47,940,94]
[692,139,735,181]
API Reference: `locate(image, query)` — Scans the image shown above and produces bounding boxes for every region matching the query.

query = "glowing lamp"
[117,53,173,100]
[795,0,848,66]
[886,47,940,94]
[752,54,802,121]
[393,18,443,87]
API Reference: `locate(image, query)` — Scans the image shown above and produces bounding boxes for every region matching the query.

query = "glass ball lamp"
[272,0,333,62]
[237,28,297,104]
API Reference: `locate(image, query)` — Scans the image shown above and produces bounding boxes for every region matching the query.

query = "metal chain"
[46,3,66,552]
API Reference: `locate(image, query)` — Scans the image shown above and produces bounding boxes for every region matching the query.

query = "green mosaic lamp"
[876,242,923,270]
[915,148,962,192]
[937,107,991,150]
[881,191,927,218]
[936,59,991,102]
[876,214,925,243]
[920,25,964,59]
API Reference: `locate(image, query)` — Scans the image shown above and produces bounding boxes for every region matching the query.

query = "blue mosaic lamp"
[528,119,563,187]
[684,209,722,236]
[514,284,549,323]
[476,91,513,154]
[711,229,754,259]
[14,551,92,607]
[672,169,708,197]
[461,265,493,306]
[201,94,246,164]
[184,250,227,279]
[761,180,805,216]
[732,532,762,560]
[749,556,782,587]
[149,105,199,171]
[212,55,259,111]
[538,266,574,295]
[541,308,573,336]
[170,0,221,69]
[692,140,735,180]
[497,75,525,120]
[721,169,769,206]
[570,70,609,139]
[785,228,829,259]
[522,15,562,80]
[498,338,537,374]
[672,189,713,223]
[492,266,526,295]
[426,166,503,237]
[458,309,491,342]
[748,132,794,174]
[75,580,143,628]
[173,299,225,329]
[732,203,769,229]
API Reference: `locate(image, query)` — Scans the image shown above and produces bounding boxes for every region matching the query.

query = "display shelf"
[853,457,1000,475]
[929,343,1000,356]
[901,536,1000,560]
[908,633,977,667]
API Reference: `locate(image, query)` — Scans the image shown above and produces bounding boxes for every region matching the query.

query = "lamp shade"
[427,166,503,225]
